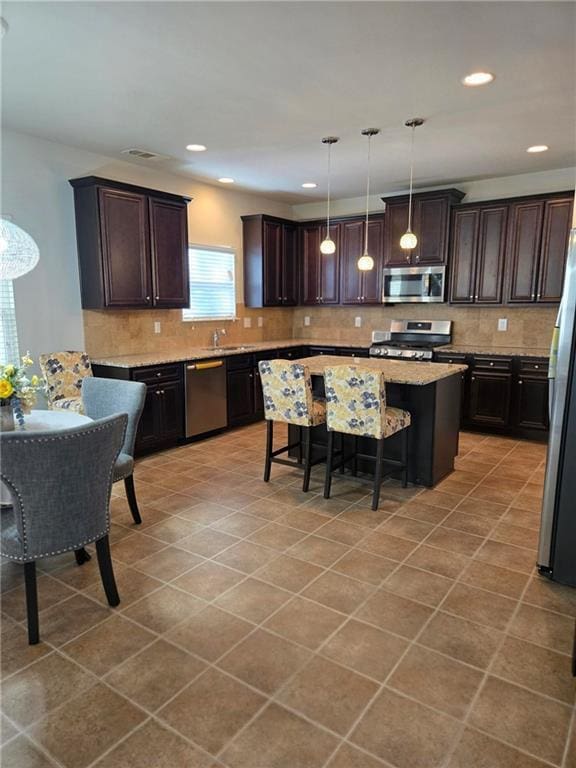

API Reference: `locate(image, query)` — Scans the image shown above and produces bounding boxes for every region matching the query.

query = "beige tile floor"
[1,424,575,768]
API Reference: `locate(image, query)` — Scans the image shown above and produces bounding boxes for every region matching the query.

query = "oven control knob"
[381,348,389,356]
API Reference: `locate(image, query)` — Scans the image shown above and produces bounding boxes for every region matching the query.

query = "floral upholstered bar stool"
[323,365,411,510]
[39,351,92,413]
[258,360,327,492]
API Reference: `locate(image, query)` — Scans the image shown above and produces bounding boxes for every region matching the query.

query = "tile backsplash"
[84,303,556,358]
[292,304,557,349]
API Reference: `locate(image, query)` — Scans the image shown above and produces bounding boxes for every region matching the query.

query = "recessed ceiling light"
[527,145,549,153]
[301,182,317,189]
[218,177,235,184]
[462,72,495,87]
[186,144,207,152]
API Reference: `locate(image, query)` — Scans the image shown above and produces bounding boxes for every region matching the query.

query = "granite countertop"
[436,344,550,358]
[298,355,468,386]
[91,339,368,368]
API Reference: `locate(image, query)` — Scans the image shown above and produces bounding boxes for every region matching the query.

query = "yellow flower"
[31,375,40,386]
[0,379,14,399]
[3,364,15,376]
[21,353,33,367]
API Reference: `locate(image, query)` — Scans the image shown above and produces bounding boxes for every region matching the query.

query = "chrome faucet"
[212,328,226,347]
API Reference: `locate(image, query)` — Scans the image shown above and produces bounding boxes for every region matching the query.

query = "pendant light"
[399,118,424,252]
[320,137,339,255]
[357,128,380,272]
[0,218,40,279]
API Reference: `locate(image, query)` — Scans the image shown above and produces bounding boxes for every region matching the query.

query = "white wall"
[291,167,576,220]
[1,130,292,363]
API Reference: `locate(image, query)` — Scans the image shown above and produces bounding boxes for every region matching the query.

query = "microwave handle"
[423,273,430,296]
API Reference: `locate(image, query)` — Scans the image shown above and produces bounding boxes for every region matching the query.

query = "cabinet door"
[537,198,572,303]
[468,371,512,427]
[159,380,184,441]
[227,369,256,426]
[262,220,283,306]
[449,209,479,303]
[149,198,189,308]
[340,220,364,304]
[384,200,411,266]
[516,376,549,431]
[415,197,448,265]
[281,224,298,306]
[361,219,384,302]
[135,385,162,452]
[475,206,507,304]
[300,224,321,304]
[319,223,340,304]
[98,188,151,307]
[506,201,544,303]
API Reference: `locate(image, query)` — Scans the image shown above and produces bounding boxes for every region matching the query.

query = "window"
[182,245,236,321]
[0,280,19,365]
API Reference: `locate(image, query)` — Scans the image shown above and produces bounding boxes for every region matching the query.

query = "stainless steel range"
[369,320,452,361]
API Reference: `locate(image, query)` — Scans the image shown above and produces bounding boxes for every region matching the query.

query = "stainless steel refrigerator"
[538,228,576,586]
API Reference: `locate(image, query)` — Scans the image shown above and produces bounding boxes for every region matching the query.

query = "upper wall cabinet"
[242,214,298,308]
[381,189,465,267]
[340,216,384,304]
[70,177,191,310]
[506,195,573,304]
[300,222,341,305]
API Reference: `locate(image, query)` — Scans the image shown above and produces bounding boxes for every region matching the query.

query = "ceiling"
[2,2,575,203]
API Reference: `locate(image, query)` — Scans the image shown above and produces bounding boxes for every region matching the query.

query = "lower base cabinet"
[468,370,512,428]
[516,375,549,431]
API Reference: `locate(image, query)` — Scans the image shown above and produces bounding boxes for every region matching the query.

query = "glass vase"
[0,404,15,432]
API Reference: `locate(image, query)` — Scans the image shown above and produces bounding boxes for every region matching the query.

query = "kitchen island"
[289,355,468,487]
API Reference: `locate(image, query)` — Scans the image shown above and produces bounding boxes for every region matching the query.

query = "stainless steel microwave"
[382,265,446,303]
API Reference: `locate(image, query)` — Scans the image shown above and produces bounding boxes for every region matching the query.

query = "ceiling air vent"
[121,148,169,161]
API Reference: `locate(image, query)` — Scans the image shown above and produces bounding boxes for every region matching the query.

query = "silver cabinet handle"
[489,362,494,366]
[146,296,150,301]
[469,294,473,299]
[155,296,159,300]
[535,365,539,369]
[519,380,523,385]
[156,372,162,377]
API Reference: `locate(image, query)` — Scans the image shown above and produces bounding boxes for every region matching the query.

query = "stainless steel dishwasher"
[185,360,228,438]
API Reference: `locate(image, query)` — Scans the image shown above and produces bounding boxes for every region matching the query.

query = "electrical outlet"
[498,318,508,332]
[154,321,161,334]
[257,316,264,328]
[354,316,362,328]
[304,316,311,327]
[243,317,252,329]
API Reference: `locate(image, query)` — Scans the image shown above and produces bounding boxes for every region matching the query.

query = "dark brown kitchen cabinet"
[340,217,384,304]
[468,370,512,428]
[149,197,189,308]
[70,176,191,310]
[450,205,507,304]
[537,198,572,302]
[382,189,464,267]
[300,222,340,305]
[242,215,298,307]
[227,366,256,427]
[506,200,544,303]
[516,375,549,431]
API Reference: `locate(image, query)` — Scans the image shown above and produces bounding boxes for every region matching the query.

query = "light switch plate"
[154,321,161,334]
[498,318,508,332]
[257,316,264,328]
[355,316,362,328]
[243,317,252,329]
[304,316,311,327]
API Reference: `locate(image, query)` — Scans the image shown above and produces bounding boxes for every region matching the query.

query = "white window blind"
[182,246,236,321]
[0,280,19,365]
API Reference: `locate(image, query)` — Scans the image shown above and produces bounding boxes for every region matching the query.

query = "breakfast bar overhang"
[288,355,469,487]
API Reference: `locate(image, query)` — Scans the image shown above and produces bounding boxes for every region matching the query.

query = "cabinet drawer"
[338,347,370,358]
[308,346,336,356]
[254,349,278,363]
[278,347,306,360]
[434,353,468,365]
[472,356,513,372]
[519,358,548,375]
[226,353,255,371]
[133,364,183,384]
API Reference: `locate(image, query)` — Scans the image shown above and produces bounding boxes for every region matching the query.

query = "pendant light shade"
[357,128,380,272]
[320,136,339,256]
[0,218,40,280]
[400,117,424,253]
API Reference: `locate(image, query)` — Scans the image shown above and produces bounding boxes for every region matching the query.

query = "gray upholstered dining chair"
[82,377,147,525]
[0,414,127,644]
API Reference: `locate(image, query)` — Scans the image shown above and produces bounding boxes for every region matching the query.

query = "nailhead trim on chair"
[0,420,125,561]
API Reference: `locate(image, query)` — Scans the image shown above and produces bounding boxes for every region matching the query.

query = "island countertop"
[294,355,468,386]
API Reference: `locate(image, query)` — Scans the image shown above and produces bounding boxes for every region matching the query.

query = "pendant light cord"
[407,124,415,232]
[364,133,372,254]
[326,142,332,240]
